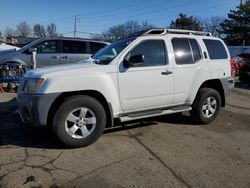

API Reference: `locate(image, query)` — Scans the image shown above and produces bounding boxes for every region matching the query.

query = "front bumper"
[17,92,60,127]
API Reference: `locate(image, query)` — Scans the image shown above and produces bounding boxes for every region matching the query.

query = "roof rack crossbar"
[142,28,212,36]
[166,29,212,36]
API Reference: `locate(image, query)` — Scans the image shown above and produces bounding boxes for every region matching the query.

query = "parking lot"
[0,82,250,188]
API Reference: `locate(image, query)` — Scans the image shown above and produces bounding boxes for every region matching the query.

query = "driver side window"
[33,40,60,53]
[128,40,167,67]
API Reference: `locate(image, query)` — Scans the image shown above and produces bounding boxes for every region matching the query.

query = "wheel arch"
[3,58,27,66]
[198,79,225,107]
[47,90,113,129]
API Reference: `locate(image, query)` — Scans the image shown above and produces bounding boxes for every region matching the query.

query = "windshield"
[17,38,40,52]
[92,38,135,64]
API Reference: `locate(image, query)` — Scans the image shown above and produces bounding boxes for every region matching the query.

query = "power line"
[77,0,200,24]
[154,0,235,26]
[79,0,175,21]
[88,0,152,15]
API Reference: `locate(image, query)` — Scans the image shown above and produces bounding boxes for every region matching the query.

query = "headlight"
[23,78,44,94]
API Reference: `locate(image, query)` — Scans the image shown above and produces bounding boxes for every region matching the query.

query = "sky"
[0,0,240,38]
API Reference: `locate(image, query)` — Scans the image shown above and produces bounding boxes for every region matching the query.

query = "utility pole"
[74,15,80,38]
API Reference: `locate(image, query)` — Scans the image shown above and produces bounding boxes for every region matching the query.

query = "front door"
[118,39,174,112]
[33,40,61,67]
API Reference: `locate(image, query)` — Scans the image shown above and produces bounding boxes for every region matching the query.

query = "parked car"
[230,56,245,76]
[238,53,250,83]
[17,29,234,148]
[0,37,109,68]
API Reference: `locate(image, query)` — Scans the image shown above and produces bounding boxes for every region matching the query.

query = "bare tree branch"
[16,21,32,37]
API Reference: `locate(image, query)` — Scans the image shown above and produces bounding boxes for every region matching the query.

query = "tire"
[190,88,221,124]
[53,95,106,148]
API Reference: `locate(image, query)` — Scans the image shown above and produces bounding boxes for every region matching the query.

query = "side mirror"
[124,54,144,67]
[28,48,37,53]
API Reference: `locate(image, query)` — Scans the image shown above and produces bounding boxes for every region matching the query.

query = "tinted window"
[203,39,228,59]
[62,40,87,54]
[34,40,59,53]
[172,38,193,64]
[129,40,167,67]
[90,42,107,54]
[189,39,201,62]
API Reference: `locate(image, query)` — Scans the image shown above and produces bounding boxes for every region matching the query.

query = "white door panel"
[119,66,174,111]
[118,39,174,112]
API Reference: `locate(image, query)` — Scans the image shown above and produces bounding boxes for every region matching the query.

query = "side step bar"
[119,106,192,122]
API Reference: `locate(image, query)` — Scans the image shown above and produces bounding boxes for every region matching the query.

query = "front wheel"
[53,95,106,148]
[190,88,221,124]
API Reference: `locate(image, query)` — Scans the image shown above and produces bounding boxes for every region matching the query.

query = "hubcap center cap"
[76,119,86,127]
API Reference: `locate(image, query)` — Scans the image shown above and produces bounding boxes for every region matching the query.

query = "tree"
[46,23,57,37]
[202,16,224,37]
[33,24,46,38]
[4,27,15,38]
[220,0,250,45]
[16,21,32,37]
[0,31,3,39]
[170,14,202,31]
[91,20,153,42]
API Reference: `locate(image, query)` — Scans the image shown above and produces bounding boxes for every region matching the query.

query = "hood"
[0,48,18,55]
[0,43,19,51]
[24,62,105,78]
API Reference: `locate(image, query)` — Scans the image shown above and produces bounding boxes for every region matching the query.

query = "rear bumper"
[220,77,234,96]
[17,92,60,127]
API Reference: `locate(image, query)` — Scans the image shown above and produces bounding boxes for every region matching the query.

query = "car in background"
[230,56,245,76]
[0,37,109,68]
[238,53,250,83]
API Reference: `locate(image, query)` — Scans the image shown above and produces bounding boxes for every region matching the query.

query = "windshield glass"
[17,38,40,52]
[92,38,135,64]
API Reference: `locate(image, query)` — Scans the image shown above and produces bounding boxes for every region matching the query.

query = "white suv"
[17,29,234,147]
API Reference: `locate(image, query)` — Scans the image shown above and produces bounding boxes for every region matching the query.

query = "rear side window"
[62,40,87,54]
[203,39,228,59]
[89,42,107,54]
[172,38,201,64]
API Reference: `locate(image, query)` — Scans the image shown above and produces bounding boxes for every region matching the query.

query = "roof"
[37,37,110,44]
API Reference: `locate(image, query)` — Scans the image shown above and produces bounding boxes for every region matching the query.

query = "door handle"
[51,56,59,59]
[161,70,172,75]
[61,56,68,59]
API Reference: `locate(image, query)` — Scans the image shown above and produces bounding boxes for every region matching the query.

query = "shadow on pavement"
[234,81,250,90]
[0,98,197,149]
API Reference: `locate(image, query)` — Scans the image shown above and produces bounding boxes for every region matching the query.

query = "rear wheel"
[191,88,221,124]
[53,95,106,148]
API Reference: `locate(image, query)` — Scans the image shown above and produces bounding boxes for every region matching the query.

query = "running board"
[119,106,192,122]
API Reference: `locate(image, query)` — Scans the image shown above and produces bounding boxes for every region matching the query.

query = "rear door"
[170,37,206,105]
[61,40,88,64]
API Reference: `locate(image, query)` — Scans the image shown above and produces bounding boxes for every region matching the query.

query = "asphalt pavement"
[0,83,250,188]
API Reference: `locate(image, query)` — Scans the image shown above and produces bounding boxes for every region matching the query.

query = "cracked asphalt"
[0,82,250,188]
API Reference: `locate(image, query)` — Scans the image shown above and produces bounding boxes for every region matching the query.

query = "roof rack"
[143,28,212,36]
